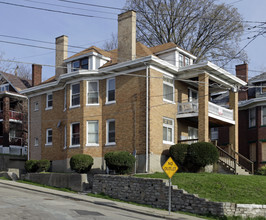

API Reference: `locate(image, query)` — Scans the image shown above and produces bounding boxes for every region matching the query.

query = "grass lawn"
[135,172,266,204]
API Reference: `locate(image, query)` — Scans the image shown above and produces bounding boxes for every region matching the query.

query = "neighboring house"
[214,63,266,170]
[21,11,246,173]
[0,71,30,156]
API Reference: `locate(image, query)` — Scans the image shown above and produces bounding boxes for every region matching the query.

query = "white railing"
[208,102,233,121]
[178,101,234,121]
[0,146,27,156]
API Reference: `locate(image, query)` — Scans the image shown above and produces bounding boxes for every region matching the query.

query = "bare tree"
[125,0,246,65]
[102,33,118,51]
[0,52,31,79]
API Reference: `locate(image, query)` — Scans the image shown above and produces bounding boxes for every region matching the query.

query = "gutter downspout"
[27,97,30,161]
[145,64,149,173]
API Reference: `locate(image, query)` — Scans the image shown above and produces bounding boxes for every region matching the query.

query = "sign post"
[162,157,178,215]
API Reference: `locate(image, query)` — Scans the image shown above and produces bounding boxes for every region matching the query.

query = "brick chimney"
[55,35,68,79]
[32,64,42,86]
[236,63,248,101]
[118,10,136,63]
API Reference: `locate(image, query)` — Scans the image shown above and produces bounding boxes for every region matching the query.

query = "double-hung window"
[87,121,99,146]
[87,81,99,105]
[34,102,39,111]
[163,117,174,144]
[249,107,256,127]
[163,77,174,103]
[72,60,80,71]
[46,129,52,145]
[106,78,115,103]
[262,106,266,126]
[71,123,80,147]
[188,88,198,102]
[71,83,80,107]
[179,54,184,68]
[185,57,190,66]
[106,119,115,145]
[0,84,9,92]
[46,93,53,109]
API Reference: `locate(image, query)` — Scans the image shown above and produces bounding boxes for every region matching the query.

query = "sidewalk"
[0,179,206,220]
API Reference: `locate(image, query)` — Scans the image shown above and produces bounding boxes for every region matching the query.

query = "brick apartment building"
[0,71,30,156]
[21,11,246,173]
[215,63,266,170]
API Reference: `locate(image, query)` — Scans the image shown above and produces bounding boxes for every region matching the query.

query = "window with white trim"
[188,127,198,140]
[106,119,115,145]
[46,129,52,145]
[64,126,67,149]
[0,84,9,92]
[87,81,99,105]
[188,88,198,102]
[106,78,115,103]
[71,123,80,146]
[46,93,53,109]
[71,83,80,107]
[34,102,39,111]
[261,106,266,126]
[163,117,174,144]
[185,57,190,66]
[163,77,174,102]
[179,54,184,68]
[249,107,256,127]
[64,87,67,110]
[34,137,39,146]
[87,121,99,145]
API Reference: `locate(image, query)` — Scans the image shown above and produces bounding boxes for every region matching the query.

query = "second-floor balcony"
[177,101,234,125]
[0,110,23,121]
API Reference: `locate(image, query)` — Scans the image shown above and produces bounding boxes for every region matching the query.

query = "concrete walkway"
[0,179,206,220]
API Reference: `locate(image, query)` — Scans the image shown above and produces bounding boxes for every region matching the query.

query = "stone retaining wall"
[92,175,266,218]
[23,173,88,192]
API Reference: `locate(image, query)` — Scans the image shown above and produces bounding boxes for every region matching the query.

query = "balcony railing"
[177,101,234,121]
[0,110,23,121]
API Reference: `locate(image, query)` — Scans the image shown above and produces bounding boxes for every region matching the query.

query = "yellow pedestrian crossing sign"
[162,157,178,179]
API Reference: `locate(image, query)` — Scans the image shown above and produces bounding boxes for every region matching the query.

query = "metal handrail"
[230,147,254,174]
[216,145,236,174]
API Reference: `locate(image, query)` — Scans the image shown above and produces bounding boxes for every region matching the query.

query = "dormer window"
[72,58,89,71]
[0,84,9,92]
[179,54,184,68]
[185,57,190,66]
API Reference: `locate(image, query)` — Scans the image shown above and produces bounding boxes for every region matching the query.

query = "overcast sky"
[0,0,265,81]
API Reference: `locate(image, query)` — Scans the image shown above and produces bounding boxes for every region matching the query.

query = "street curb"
[0,180,204,220]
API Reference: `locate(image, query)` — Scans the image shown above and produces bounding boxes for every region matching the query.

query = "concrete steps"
[218,157,251,175]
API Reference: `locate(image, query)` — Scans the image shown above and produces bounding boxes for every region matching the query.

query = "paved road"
[0,180,205,220]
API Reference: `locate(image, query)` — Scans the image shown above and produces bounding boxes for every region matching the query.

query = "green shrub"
[37,159,50,172]
[25,160,38,173]
[186,142,219,172]
[104,151,135,175]
[257,165,266,175]
[70,154,94,173]
[169,144,189,165]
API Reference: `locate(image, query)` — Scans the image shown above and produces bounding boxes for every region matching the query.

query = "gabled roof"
[0,71,32,92]
[249,72,266,84]
[66,46,113,61]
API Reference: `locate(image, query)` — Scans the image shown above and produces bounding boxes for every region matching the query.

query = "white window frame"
[163,117,174,144]
[106,119,116,146]
[34,137,39,147]
[261,106,266,126]
[106,78,116,104]
[45,128,52,146]
[249,107,256,128]
[87,81,99,106]
[34,102,39,111]
[0,83,9,92]
[185,57,190,66]
[86,120,99,146]
[163,76,175,103]
[188,88,198,102]
[70,83,80,108]
[46,93,53,110]
[64,87,67,111]
[70,122,80,148]
[64,125,67,149]
[179,54,184,68]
